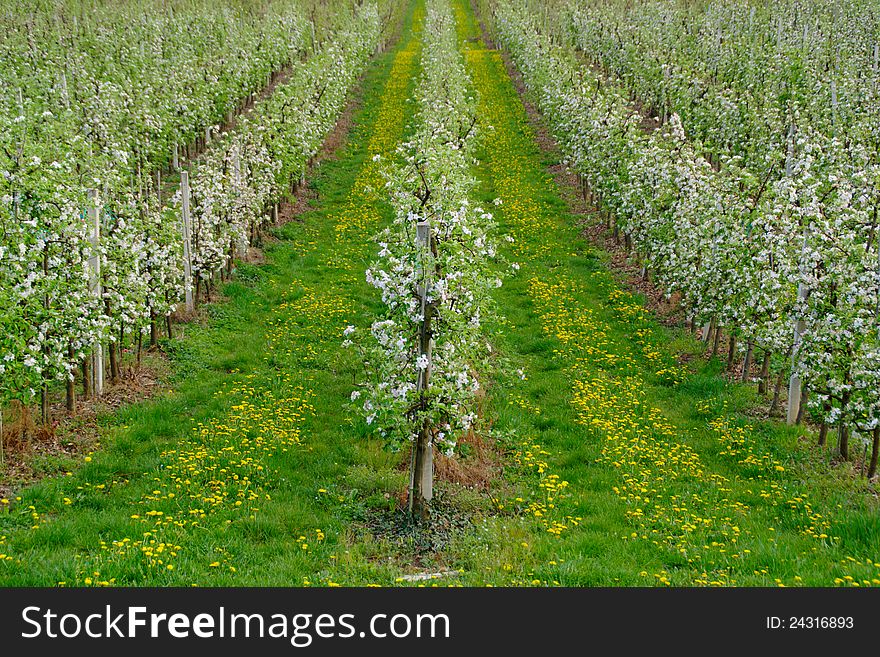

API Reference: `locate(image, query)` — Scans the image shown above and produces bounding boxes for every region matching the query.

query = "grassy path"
[1,0,878,588]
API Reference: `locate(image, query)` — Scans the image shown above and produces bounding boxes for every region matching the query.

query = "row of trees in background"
[0,0,397,453]
[483,0,880,477]
[351,0,504,516]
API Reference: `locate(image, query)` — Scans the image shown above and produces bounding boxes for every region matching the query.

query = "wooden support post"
[88,189,103,397]
[233,150,247,258]
[61,72,71,109]
[181,171,194,313]
[786,125,808,425]
[409,221,434,518]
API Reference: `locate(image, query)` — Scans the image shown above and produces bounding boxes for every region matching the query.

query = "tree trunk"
[770,369,785,416]
[82,359,91,398]
[818,400,831,446]
[66,346,76,414]
[795,387,808,425]
[740,339,754,383]
[712,325,722,357]
[726,333,737,371]
[150,309,159,348]
[838,391,850,459]
[868,426,879,478]
[758,351,771,394]
[109,341,119,382]
[41,384,49,425]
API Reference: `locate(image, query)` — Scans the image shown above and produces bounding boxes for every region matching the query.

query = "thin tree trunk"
[740,339,754,383]
[838,391,850,459]
[82,359,91,398]
[726,333,738,371]
[109,341,119,382]
[41,384,49,425]
[770,369,785,416]
[796,387,808,425]
[150,309,159,348]
[712,326,723,357]
[66,346,76,414]
[818,423,828,447]
[868,426,879,478]
[839,423,850,460]
[758,351,771,394]
[818,400,831,446]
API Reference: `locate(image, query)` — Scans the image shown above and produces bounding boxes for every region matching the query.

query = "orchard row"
[0,1,401,424]
[483,0,880,473]
[352,0,504,514]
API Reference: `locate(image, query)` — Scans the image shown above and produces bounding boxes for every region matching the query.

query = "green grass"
[0,0,877,588]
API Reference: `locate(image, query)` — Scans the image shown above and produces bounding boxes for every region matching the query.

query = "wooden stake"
[786,125,807,425]
[88,189,103,396]
[181,171,194,313]
[234,150,247,258]
[409,221,434,518]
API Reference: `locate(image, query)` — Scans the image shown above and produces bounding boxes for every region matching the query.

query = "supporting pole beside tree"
[88,189,104,397]
[409,220,434,519]
[181,171,195,313]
